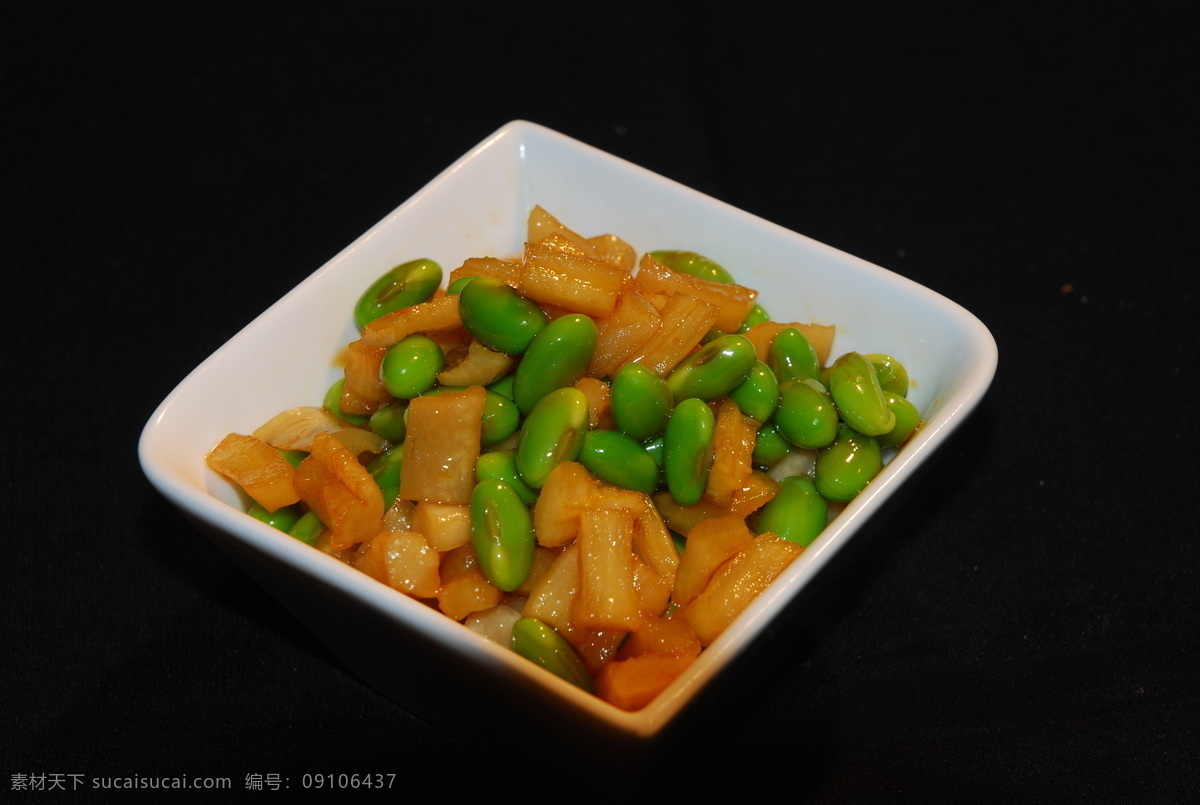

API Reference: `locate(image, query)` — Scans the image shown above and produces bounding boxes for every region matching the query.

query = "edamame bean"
[248,501,302,533]
[579,430,661,495]
[458,277,547,355]
[515,387,589,488]
[753,423,792,468]
[476,449,538,506]
[728,360,780,423]
[368,400,407,442]
[814,424,882,502]
[828,352,895,436]
[488,373,515,401]
[426,386,520,445]
[610,363,673,442]
[380,335,444,399]
[324,378,369,425]
[775,378,839,449]
[663,397,715,506]
[738,303,771,332]
[666,334,757,403]
[754,476,828,547]
[354,258,442,330]
[446,276,476,295]
[647,250,735,284]
[513,313,597,415]
[367,444,404,490]
[470,479,535,592]
[876,393,921,449]
[288,510,324,546]
[511,617,595,693]
[866,353,910,397]
[769,327,821,384]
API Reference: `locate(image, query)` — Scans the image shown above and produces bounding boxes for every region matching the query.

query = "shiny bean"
[458,277,548,355]
[354,258,443,330]
[828,352,895,436]
[427,386,520,445]
[515,387,589,489]
[367,444,404,490]
[380,335,445,399]
[769,327,820,384]
[610,363,673,442]
[248,501,302,533]
[647,250,735,284]
[663,397,715,506]
[876,393,921,449]
[470,479,535,592]
[288,510,324,546]
[738,303,771,332]
[511,617,595,693]
[446,275,476,295]
[866,353,910,397]
[754,476,828,546]
[475,449,538,506]
[752,423,792,468]
[774,378,839,449]
[579,430,661,495]
[324,378,369,425]
[666,334,757,403]
[814,424,882,502]
[513,313,597,415]
[368,400,407,442]
[728,360,779,423]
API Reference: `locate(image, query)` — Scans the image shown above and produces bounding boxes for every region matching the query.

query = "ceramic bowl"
[139,120,997,755]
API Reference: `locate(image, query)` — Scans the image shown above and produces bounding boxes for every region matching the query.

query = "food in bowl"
[204,205,920,711]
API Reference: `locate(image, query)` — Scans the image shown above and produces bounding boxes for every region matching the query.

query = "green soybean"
[515,387,589,489]
[511,617,595,693]
[248,502,302,533]
[728,360,780,423]
[579,430,661,495]
[666,334,757,403]
[866,353,910,397]
[753,423,792,468]
[488,373,515,401]
[470,479,535,592]
[458,277,547,355]
[476,449,538,506]
[738,303,771,332]
[368,401,407,443]
[354,258,442,330]
[647,250,735,284]
[754,476,828,547]
[288,510,324,546]
[769,327,821,384]
[276,448,306,469]
[775,378,839,449]
[367,444,404,490]
[422,386,521,445]
[446,275,476,295]
[876,393,921,449]
[610,363,673,442]
[828,352,895,437]
[380,335,444,399]
[814,425,883,502]
[663,397,715,506]
[324,379,369,426]
[513,313,597,415]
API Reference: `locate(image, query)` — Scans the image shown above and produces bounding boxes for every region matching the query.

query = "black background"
[6,2,1198,801]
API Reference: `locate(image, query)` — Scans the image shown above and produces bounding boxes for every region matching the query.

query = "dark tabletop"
[7,2,1198,801]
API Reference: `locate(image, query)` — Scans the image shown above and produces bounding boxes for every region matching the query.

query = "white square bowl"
[139,120,997,753]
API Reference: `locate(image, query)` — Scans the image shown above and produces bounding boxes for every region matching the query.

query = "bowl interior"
[140,120,997,744]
